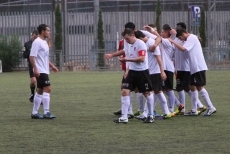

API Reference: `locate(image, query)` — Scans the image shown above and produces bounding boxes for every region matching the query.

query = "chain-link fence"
[0,0,229,71]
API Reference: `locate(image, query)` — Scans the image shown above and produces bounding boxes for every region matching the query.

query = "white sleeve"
[140,30,157,40]
[183,36,195,52]
[30,40,39,57]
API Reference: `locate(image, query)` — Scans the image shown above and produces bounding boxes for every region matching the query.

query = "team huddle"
[105,22,216,123]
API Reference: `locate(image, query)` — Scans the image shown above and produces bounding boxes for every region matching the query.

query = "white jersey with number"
[160,38,175,73]
[140,30,157,40]
[30,37,50,74]
[183,34,208,74]
[124,39,148,71]
[174,38,190,71]
[145,37,161,74]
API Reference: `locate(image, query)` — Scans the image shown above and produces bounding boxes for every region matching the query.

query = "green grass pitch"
[0,71,230,154]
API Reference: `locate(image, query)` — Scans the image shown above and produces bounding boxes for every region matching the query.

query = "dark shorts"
[122,69,152,93]
[190,70,206,86]
[150,73,162,92]
[162,70,174,90]
[176,71,191,91]
[36,73,51,89]
[28,62,35,78]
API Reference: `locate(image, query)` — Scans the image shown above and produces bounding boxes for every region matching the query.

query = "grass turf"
[0,71,230,154]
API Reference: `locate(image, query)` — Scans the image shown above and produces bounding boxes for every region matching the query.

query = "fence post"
[0,60,2,73]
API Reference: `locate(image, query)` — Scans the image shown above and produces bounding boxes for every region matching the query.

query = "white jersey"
[160,38,175,73]
[30,37,50,74]
[183,34,208,74]
[124,39,148,71]
[140,30,157,40]
[174,38,190,71]
[145,37,161,74]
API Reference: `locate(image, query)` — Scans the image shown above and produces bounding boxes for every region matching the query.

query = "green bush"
[0,35,22,72]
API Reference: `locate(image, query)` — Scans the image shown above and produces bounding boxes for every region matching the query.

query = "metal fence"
[0,0,230,71]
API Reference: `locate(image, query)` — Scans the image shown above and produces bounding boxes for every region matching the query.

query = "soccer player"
[105,28,154,123]
[171,22,206,115]
[169,28,216,116]
[30,24,58,119]
[160,24,184,115]
[135,30,174,120]
[23,30,39,102]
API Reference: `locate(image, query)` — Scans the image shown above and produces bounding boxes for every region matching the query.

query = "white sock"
[32,93,42,114]
[142,101,148,117]
[121,96,130,118]
[128,92,133,115]
[156,92,170,115]
[42,92,50,114]
[136,92,144,112]
[167,90,175,113]
[146,93,154,118]
[188,90,204,108]
[178,90,185,112]
[190,91,198,112]
[199,88,214,109]
[153,93,156,112]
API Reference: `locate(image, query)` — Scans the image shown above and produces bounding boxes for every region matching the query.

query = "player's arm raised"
[168,38,186,52]
[104,50,125,60]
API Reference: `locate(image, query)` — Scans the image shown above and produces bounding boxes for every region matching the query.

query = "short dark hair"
[124,22,135,30]
[135,30,146,39]
[176,27,187,37]
[176,22,187,30]
[162,24,171,36]
[122,28,135,37]
[37,24,49,34]
[32,30,38,35]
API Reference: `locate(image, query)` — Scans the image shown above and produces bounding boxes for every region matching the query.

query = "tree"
[97,9,105,68]
[199,6,206,47]
[54,3,62,67]
[0,35,22,72]
[155,0,162,34]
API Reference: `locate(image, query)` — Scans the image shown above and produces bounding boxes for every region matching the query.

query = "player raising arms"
[160,24,184,115]
[135,30,174,120]
[105,28,154,123]
[169,28,216,116]
[171,22,206,115]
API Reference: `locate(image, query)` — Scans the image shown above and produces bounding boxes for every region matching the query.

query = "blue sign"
[190,6,201,26]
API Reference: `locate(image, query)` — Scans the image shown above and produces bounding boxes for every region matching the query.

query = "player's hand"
[149,44,157,52]
[143,25,154,33]
[170,29,177,35]
[161,71,167,81]
[34,69,40,78]
[118,57,126,62]
[104,54,113,60]
[51,66,59,72]
[124,71,128,79]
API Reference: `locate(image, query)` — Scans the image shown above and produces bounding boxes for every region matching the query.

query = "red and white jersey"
[118,39,126,70]
[174,38,190,71]
[145,37,161,74]
[183,34,208,74]
[124,39,148,71]
[160,38,175,73]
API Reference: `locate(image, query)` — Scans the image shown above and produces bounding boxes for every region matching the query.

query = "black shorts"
[28,62,35,78]
[36,73,51,89]
[162,70,174,90]
[190,70,206,86]
[176,71,191,91]
[150,73,162,92]
[122,69,152,93]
